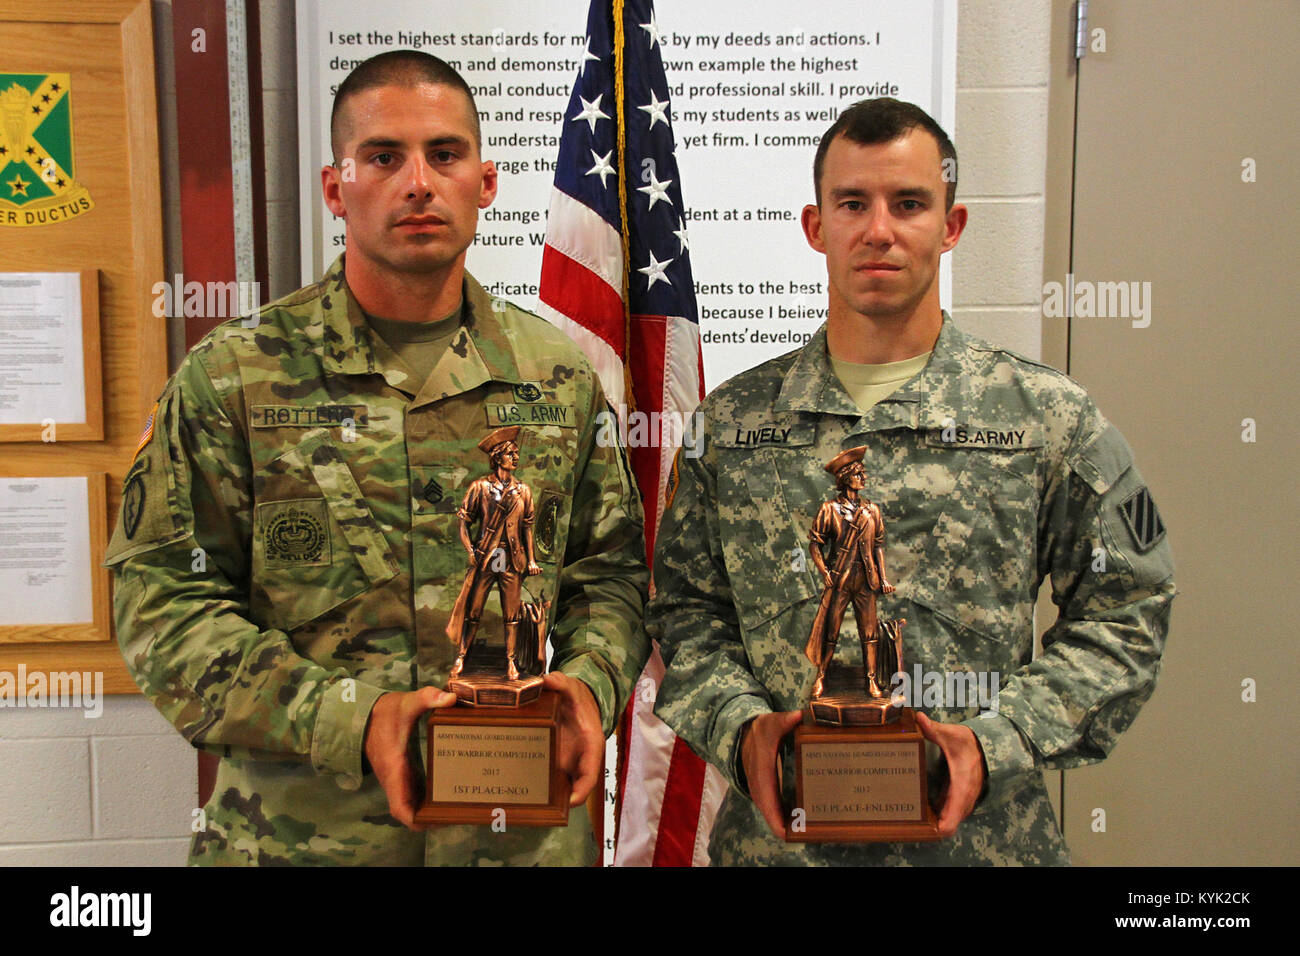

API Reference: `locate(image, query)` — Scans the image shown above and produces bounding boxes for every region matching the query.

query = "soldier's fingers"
[388,763,419,829]
[752,763,786,840]
[936,767,980,837]
[567,728,603,806]
[751,712,800,839]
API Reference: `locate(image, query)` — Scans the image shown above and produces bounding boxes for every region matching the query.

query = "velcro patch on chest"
[716,423,814,448]
[258,499,331,567]
[926,423,1043,449]
[486,403,576,428]
[251,405,368,428]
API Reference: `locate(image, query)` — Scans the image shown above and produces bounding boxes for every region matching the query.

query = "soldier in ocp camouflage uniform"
[647,99,1174,865]
[104,52,649,865]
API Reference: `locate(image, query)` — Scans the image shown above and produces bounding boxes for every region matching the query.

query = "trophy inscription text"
[429,725,551,806]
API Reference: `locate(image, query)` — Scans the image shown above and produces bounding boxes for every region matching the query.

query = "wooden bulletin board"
[0,0,165,692]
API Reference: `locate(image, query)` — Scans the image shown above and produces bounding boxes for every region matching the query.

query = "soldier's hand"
[820,570,833,588]
[915,711,986,837]
[881,581,896,594]
[543,672,604,807]
[740,710,803,840]
[527,561,542,576]
[364,687,458,830]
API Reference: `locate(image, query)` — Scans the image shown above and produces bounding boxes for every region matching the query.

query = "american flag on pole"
[536,0,726,866]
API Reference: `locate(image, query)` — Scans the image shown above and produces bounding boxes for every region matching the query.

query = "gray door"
[1053,0,1299,865]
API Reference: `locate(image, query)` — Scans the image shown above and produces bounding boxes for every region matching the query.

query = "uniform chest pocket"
[715,446,821,634]
[906,431,1042,650]
[251,430,397,632]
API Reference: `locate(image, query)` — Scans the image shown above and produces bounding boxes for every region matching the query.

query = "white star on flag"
[637,169,673,209]
[638,250,674,289]
[638,91,671,130]
[673,221,690,253]
[571,94,610,134]
[582,36,601,74]
[586,149,615,187]
[641,12,662,48]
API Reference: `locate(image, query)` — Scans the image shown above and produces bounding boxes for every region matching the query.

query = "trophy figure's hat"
[478,425,522,456]
[824,445,866,475]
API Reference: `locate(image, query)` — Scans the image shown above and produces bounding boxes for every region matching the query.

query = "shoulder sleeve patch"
[663,449,682,511]
[133,402,158,460]
[1119,486,1167,552]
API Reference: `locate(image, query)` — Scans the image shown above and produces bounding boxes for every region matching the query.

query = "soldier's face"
[802,130,965,323]
[322,82,497,279]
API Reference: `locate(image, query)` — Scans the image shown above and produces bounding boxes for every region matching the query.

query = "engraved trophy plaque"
[786,446,940,843]
[415,426,571,827]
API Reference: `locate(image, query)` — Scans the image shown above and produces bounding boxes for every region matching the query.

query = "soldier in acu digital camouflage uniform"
[105,51,649,866]
[647,99,1175,865]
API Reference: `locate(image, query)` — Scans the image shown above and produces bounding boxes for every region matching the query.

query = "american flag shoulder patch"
[1119,486,1166,552]
[133,402,158,460]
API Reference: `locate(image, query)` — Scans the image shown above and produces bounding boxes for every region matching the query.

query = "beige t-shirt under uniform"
[363,303,464,387]
[830,350,933,413]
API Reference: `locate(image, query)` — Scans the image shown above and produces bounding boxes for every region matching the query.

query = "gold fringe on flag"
[613,0,636,412]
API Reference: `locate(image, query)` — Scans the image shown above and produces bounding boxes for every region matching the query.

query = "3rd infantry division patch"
[0,72,94,227]
[1120,486,1166,552]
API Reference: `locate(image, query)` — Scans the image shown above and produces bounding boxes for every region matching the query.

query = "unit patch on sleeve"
[1120,486,1166,552]
[122,471,146,539]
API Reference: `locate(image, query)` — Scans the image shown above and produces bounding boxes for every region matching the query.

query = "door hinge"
[1075,0,1089,60]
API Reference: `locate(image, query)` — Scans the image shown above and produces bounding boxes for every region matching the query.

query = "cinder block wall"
[0,0,1050,864]
[950,0,1051,359]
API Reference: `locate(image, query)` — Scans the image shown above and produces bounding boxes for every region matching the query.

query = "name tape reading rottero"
[250,405,369,428]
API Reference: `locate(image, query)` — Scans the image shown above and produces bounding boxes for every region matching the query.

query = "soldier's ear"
[322,164,346,219]
[802,203,826,253]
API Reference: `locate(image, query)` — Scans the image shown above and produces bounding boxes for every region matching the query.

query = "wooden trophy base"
[787,707,941,843]
[415,690,571,828]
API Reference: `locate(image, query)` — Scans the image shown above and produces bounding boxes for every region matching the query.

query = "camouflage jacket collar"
[774,313,971,432]
[316,254,524,400]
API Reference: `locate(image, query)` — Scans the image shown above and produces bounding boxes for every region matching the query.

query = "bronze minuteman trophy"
[416,425,571,827]
[786,446,940,843]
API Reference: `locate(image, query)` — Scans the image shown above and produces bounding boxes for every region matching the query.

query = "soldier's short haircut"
[812,97,957,210]
[330,50,481,163]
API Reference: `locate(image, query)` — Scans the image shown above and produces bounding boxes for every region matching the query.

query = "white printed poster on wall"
[296,0,955,390]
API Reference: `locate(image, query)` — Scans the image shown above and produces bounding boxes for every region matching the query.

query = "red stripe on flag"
[539,245,626,360]
[627,313,667,559]
[650,736,707,867]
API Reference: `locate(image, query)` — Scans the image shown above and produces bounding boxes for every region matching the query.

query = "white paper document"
[0,476,93,625]
[0,272,86,425]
